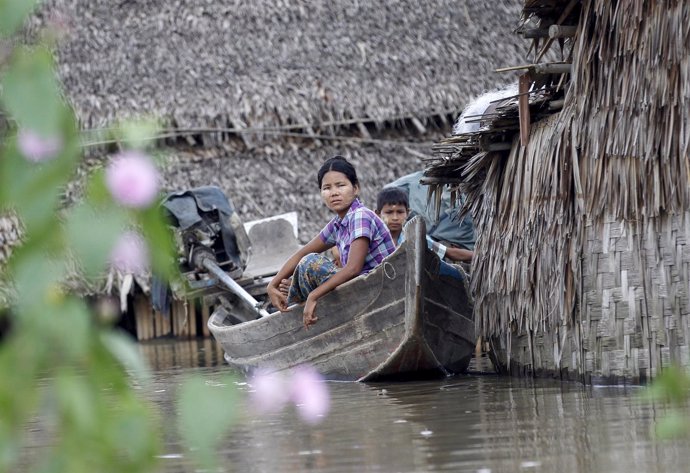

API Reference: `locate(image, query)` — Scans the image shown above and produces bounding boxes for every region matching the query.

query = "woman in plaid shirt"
[267,156,395,329]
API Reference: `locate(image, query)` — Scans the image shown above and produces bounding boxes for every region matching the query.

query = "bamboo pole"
[548,25,577,38]
[521,28,549,39]
[188,300,197,337]
[201,301,211,337]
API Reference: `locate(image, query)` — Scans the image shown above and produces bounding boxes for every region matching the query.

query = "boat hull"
[208,217,475,381]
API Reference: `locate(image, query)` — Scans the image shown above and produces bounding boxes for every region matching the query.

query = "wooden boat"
[207,216,475,381]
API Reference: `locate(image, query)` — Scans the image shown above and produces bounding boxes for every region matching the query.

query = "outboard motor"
[161,186,269,319]
[162,186,249,275]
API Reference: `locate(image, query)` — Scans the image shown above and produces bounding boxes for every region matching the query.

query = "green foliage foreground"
[0,4,238,472]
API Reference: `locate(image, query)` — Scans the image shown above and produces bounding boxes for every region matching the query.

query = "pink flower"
[248,365,330,425]
[105,151,160,208]
[289,365,330,424]
[47,10,72,40]
[110,231,149,275]
[17,129,63,162]
[249,369,290,414]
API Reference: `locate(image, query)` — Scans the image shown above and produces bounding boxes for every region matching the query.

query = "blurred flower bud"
[248,365,330,424]
[96,297,120,324]
[289,365,330,424]
[17,129,62,162]
[105,151,160,208]
[248,369,290,414]
[110,231,149,275]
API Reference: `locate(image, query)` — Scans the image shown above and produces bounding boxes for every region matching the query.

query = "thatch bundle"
[29,0,523,140]
[427,0,690,382]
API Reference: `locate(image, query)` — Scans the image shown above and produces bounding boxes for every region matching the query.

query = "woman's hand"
[278,278,291,297]
[267,284,290,312]
[302,295,318,329]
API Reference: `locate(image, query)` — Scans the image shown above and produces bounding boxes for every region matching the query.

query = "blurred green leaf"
[0,144,34,208]
[1,47,64,136]
[65,203,129,279]
[644,365,690,405]
[11,252,64,317]
[85,170,112,207]
[0,332,40,471]
[55,369,97,434]
[656,411,690,439]
[112,412,160,472]
[31,298,92,364]
[177,375,240,470]
[118,118,160,150]
[100,330,151,383]
[0,7,175,472]
[0,0,39,37]
[137,205,176,281]
[0,112,80,236]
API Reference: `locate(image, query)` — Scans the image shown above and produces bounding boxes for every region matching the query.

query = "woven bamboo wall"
[492,212,690,384]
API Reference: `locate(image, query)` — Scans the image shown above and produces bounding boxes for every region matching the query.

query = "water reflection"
[138,340,690,473]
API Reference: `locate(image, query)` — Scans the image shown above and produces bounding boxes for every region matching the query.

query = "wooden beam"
[548,99,565,111]
[521,28,549,39]
[518,72,532,147]
[548,25,577,38]
[201,301,211,337]
[410,117,427,134]
[535,0,580,62]
[533,63,572,75]
[495,64,534,73]
[497,63,571,75]
[188,300,197,337]
[134,296,150,341]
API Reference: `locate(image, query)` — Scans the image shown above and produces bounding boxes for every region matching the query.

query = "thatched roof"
[29,0,524,137]
[425,0,690,338]
[4,1,535,304]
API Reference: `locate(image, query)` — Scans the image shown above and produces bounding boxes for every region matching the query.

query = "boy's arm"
[425,235,473,262]
[444,246,474,262]
[426,236,447,260]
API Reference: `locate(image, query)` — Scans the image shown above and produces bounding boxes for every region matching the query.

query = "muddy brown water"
[134,339,690,473]
[18,339,690,472]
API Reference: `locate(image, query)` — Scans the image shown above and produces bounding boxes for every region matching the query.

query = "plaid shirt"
[319,198,395,274]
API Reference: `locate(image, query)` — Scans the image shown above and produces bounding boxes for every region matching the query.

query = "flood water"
[135,339,690,473]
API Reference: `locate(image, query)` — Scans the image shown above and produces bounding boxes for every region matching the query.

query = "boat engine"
[161,186,269,319]
[162,186,248,275]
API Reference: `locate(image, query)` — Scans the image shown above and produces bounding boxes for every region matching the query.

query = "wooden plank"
[154,309,167,338]
[518,72,532,147]
[171,302,181,337]
[134,296,149,341]
[548,25,577,38]
[142,298,154,341]
[201,301,211,337]
[163,307,171,336]
[188,300,198,337]
[175,301,189,338]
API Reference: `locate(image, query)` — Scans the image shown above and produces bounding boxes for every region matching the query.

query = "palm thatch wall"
[427,0,690,383]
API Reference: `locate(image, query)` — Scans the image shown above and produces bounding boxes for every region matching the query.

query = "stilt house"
[427,0,690,383]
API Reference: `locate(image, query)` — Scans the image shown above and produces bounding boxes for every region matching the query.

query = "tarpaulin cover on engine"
[162,186,244,268]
